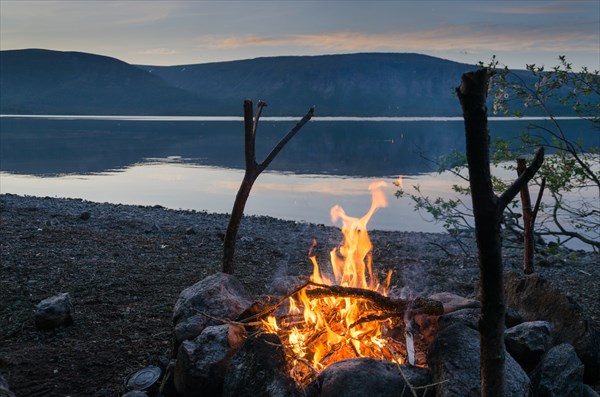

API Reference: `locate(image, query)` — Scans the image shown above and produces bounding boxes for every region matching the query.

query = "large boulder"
[306,357,434,397]
[437,307,480,332]
[0,374,17,397]
[531,343,584,397]
[173,272,252,345]
[223,333,299,397]
[174,324,245,397]
[504,321,552,373]
[504,272,600,383]
[34,292,73,330]
[428,321,530,397]
[429,292,480,313]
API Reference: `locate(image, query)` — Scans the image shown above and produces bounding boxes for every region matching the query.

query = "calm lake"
[0,116,597,235]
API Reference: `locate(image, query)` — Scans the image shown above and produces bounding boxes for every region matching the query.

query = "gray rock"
[173,313,210,346]
[583,384,600,397]
[504,321,552,372]
[437,307,480,332]
[223,333,299,397]
[174,324,245,397]
[121,391,148,397]
[79,211,91,220]
[306,357,434,397]
[34,292,73,330]
[505,272,600,383]
[429,292,480,313]
[173,272,252,345]
[505,306,524,328]
[428,322,530,397]
[531,343,584,397]
[0,374,17,397]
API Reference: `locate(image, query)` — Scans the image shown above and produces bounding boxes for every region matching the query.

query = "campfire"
[257,181,442,386]
[169,179,593,397]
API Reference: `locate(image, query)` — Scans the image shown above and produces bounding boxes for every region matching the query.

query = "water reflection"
[2,117,594,177]
[0,162,458,233]
[1,117,597,238]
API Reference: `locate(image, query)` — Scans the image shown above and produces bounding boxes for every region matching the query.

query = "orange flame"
[393,175,403,190]
[261,181,402,384]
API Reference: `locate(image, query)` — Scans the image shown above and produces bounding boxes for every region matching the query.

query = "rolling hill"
[138,53,473,116]
[1,49,557,116]
[0,49,211,115]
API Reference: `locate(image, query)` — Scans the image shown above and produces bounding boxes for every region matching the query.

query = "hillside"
[139,53,473,116]
[0,49,567,116]
[0,49,211,115]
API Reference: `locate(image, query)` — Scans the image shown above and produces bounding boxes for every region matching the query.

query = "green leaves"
[397,56,599,251]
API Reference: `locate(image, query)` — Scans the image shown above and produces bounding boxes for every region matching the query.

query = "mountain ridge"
[0,48,534,116]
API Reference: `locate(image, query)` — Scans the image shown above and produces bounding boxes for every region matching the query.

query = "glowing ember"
[260,181,408,385]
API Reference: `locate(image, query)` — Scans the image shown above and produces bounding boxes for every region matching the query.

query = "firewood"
[238,279,443,326]
[305,281,444,316]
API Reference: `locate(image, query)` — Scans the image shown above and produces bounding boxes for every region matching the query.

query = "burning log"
[244,182,446,386]
[239,281,443,326]
[305,282,443,317]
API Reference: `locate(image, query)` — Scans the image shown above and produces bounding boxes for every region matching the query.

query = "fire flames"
[260,181,409,384]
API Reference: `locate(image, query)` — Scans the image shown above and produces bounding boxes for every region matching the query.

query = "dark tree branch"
[516,158,536,274]
[257,107,315,173]
[244,100,257,171]
[223,100,314,274]
[531,177,546,225]
[497,147,544,212]
[457,68,543,397]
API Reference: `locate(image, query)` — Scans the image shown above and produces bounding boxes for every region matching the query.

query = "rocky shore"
[0,193,597,396]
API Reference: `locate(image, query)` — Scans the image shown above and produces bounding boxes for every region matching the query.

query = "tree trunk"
[222,100,314,274]
[517,158,534,274]
[457,69,544,397]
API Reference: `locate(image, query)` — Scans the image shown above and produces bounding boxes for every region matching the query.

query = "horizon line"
[0,114,586,122]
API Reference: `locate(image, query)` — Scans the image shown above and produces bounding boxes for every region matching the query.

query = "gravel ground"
[0,193,597,396]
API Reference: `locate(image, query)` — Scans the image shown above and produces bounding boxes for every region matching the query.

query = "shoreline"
[1,193,597,396]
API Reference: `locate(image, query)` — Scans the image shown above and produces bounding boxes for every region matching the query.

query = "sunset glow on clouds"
[199,25,598,53]
[1,0,598,69]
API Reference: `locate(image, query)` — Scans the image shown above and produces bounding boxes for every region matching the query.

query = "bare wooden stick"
[531,177,546,225]
[498,147,544,211]
[348,312,403,329]
[457,68,544,397]
[387,344,419,397]
[306,281,443,315]
[238,280,310,323]
[222,101,315,274]
[517,158,535,274]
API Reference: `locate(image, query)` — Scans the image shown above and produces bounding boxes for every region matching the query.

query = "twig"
[531,177,546,225]
[306,281,404,312]
[497,147,545,212]
[194,310,261,327]
[412,379,450,390]
[238,280,310,323]
[349,312,402,329]
[428,241,455,257]
[387,344,418,397]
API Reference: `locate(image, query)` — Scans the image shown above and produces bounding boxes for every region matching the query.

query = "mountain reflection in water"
[1,116,596,237]
[3,117,594,177]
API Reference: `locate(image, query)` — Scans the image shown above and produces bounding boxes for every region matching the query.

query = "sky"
[1,0,598,70]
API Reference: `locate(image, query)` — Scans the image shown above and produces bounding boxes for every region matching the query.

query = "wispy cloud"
[197,23,598,53]
[483,1,582,15]
[137,48,179,56]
